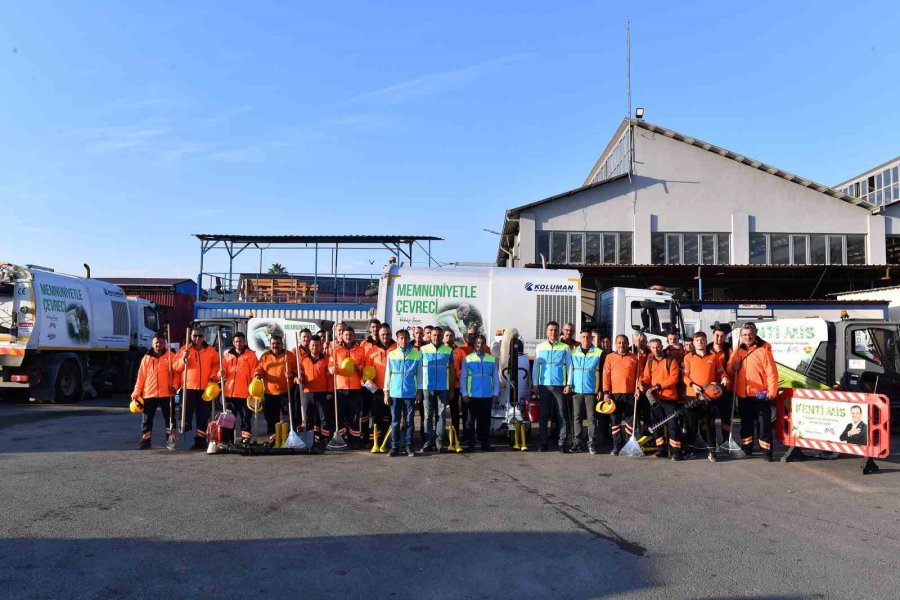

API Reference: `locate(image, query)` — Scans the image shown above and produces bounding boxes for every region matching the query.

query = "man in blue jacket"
[461,334,499,452]
[570,329,604,454]
[384,329,423,457]
[532,321,573,453]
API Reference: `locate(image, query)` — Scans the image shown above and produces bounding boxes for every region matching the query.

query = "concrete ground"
[0,393,898,600]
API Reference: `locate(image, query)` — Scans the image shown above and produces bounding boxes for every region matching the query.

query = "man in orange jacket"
[365,323,396,449]
[602,334,640,455]
[254,334,297,443]
[220,331,259,443]
[174,328,221,450]
[728,322,779,461]
[329,325,368,447]
[132,333,177,449]
[683,331,725,462]
[300,336,332,449]
[640,338,683,460]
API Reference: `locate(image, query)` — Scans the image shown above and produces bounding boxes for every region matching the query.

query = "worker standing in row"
[708,325,733,447]
[729,322,779,462]
[254,334,296,444]
[640,338,683,460]
[420,325,454,453]
[174,328,220,450]
[220,331,258,443]
[385,329,423,457]
[570,329,603,454]
[603,334,640,455]
[533,321,573,453]
[682,331,725,462]
[131,333,177,449]
[365,323,396,451]
[329,326,367,448]
[461,334,499,452]
[300,336,333,449]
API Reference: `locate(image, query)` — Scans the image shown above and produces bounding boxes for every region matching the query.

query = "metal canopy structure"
[193,234,443,303]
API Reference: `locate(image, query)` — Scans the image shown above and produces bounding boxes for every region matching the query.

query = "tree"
[268,262,287,275]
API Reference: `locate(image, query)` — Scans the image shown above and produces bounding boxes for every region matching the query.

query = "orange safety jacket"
[328,342,367,390]
[682,351,724,397]
[255,349,297,395]
[728,340,778,399]
[132,349,177,399]
[301,353,332,393]
[222,347,259,399]
[173,343,220,391]
[602,352,639,395]
[641,354,680,402]
[365,341,397,390]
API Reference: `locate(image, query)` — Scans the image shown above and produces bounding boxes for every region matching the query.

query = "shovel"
[165,325,179,451]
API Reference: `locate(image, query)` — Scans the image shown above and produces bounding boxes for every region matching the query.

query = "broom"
[718,358,747,459]
[165,324,178,450]
[283,336,311,450]
[327,324,347,450]
[177,328,190,447]
[619,352,645,458]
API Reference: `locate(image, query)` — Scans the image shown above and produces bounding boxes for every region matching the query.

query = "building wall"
[516,126,885,265]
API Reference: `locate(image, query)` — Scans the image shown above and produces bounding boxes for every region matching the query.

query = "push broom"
[718,359,747,459]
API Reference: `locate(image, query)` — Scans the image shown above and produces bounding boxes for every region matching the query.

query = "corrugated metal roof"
[829,284,900,296]
[194,234,442,243]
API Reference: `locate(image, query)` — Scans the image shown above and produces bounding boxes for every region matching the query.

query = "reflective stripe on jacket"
[532,341,573,387]
[421,342,453,391]
[461,352,499,398]
[385,346,423,398]
[570,345,603,394]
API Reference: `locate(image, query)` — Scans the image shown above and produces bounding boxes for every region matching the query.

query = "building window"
[537,231,632,264]
[749,233,864,265]
[651,233,730,265]
[841,160,900,206]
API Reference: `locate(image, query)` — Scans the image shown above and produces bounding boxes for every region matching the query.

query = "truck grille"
[535,295,577,338]
[111,301,129,336]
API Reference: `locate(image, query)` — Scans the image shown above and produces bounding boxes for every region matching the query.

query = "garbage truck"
[376,265,582,357]
[0,262,159,402]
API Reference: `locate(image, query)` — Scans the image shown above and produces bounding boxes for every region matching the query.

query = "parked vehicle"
[0,262,158,402]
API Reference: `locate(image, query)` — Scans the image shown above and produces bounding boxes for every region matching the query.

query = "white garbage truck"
[375,265,582,357]
[0,262,159,402]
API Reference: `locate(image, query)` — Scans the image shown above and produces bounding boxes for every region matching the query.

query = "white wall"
[522,126,884,265]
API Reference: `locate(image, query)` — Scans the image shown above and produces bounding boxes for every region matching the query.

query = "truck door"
[844,325,900,409]
[630,300,679,344]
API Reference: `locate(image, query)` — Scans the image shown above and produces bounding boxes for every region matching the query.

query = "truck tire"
[54,359,83,404]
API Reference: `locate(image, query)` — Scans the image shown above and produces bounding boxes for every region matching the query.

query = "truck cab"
[597,287,688,344]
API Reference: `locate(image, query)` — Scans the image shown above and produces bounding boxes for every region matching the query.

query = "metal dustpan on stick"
[326,323,348,451]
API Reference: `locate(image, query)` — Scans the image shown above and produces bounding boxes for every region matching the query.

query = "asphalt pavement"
[1,394,898,600]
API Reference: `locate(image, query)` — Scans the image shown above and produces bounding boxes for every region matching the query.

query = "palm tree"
[268,262,287,275]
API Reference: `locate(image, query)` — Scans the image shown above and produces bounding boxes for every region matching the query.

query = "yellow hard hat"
[361,365,377,382]
[202,382,220,402]
[596,398,616,415]
[248,378,265,401]
[129,397,144,414]
[340,357,356,377]
[247,396,264,413]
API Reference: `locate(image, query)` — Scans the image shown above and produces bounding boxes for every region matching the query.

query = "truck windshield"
[852,328,899,373]
[630,301,677,337]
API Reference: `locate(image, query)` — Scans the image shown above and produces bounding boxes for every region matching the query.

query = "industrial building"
[496,118,899,301]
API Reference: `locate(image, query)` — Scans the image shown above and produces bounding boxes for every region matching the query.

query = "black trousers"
[712,392,734,444]
[263,392,289,436]
[313,392,334,439]
[297,388,317,431]
[689,400,717,451]
[651,399,683,450]
[465,397,491,448]
[739,396,774,453]
[183,389,211,441]
[140,397,172,441]
[359,390,372,442]
[538,385,568,447]
[225,396,251,442]
[370,390,391,434]
[336,389,362,439]
[610,393,636,447]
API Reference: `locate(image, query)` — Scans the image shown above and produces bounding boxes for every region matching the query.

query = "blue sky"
[2,1,898,281]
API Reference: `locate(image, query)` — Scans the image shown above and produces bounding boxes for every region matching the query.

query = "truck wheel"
[54,360,83,404]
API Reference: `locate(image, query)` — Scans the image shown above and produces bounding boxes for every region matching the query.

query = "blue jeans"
[390,397,416,450]
[423,389,449,444]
